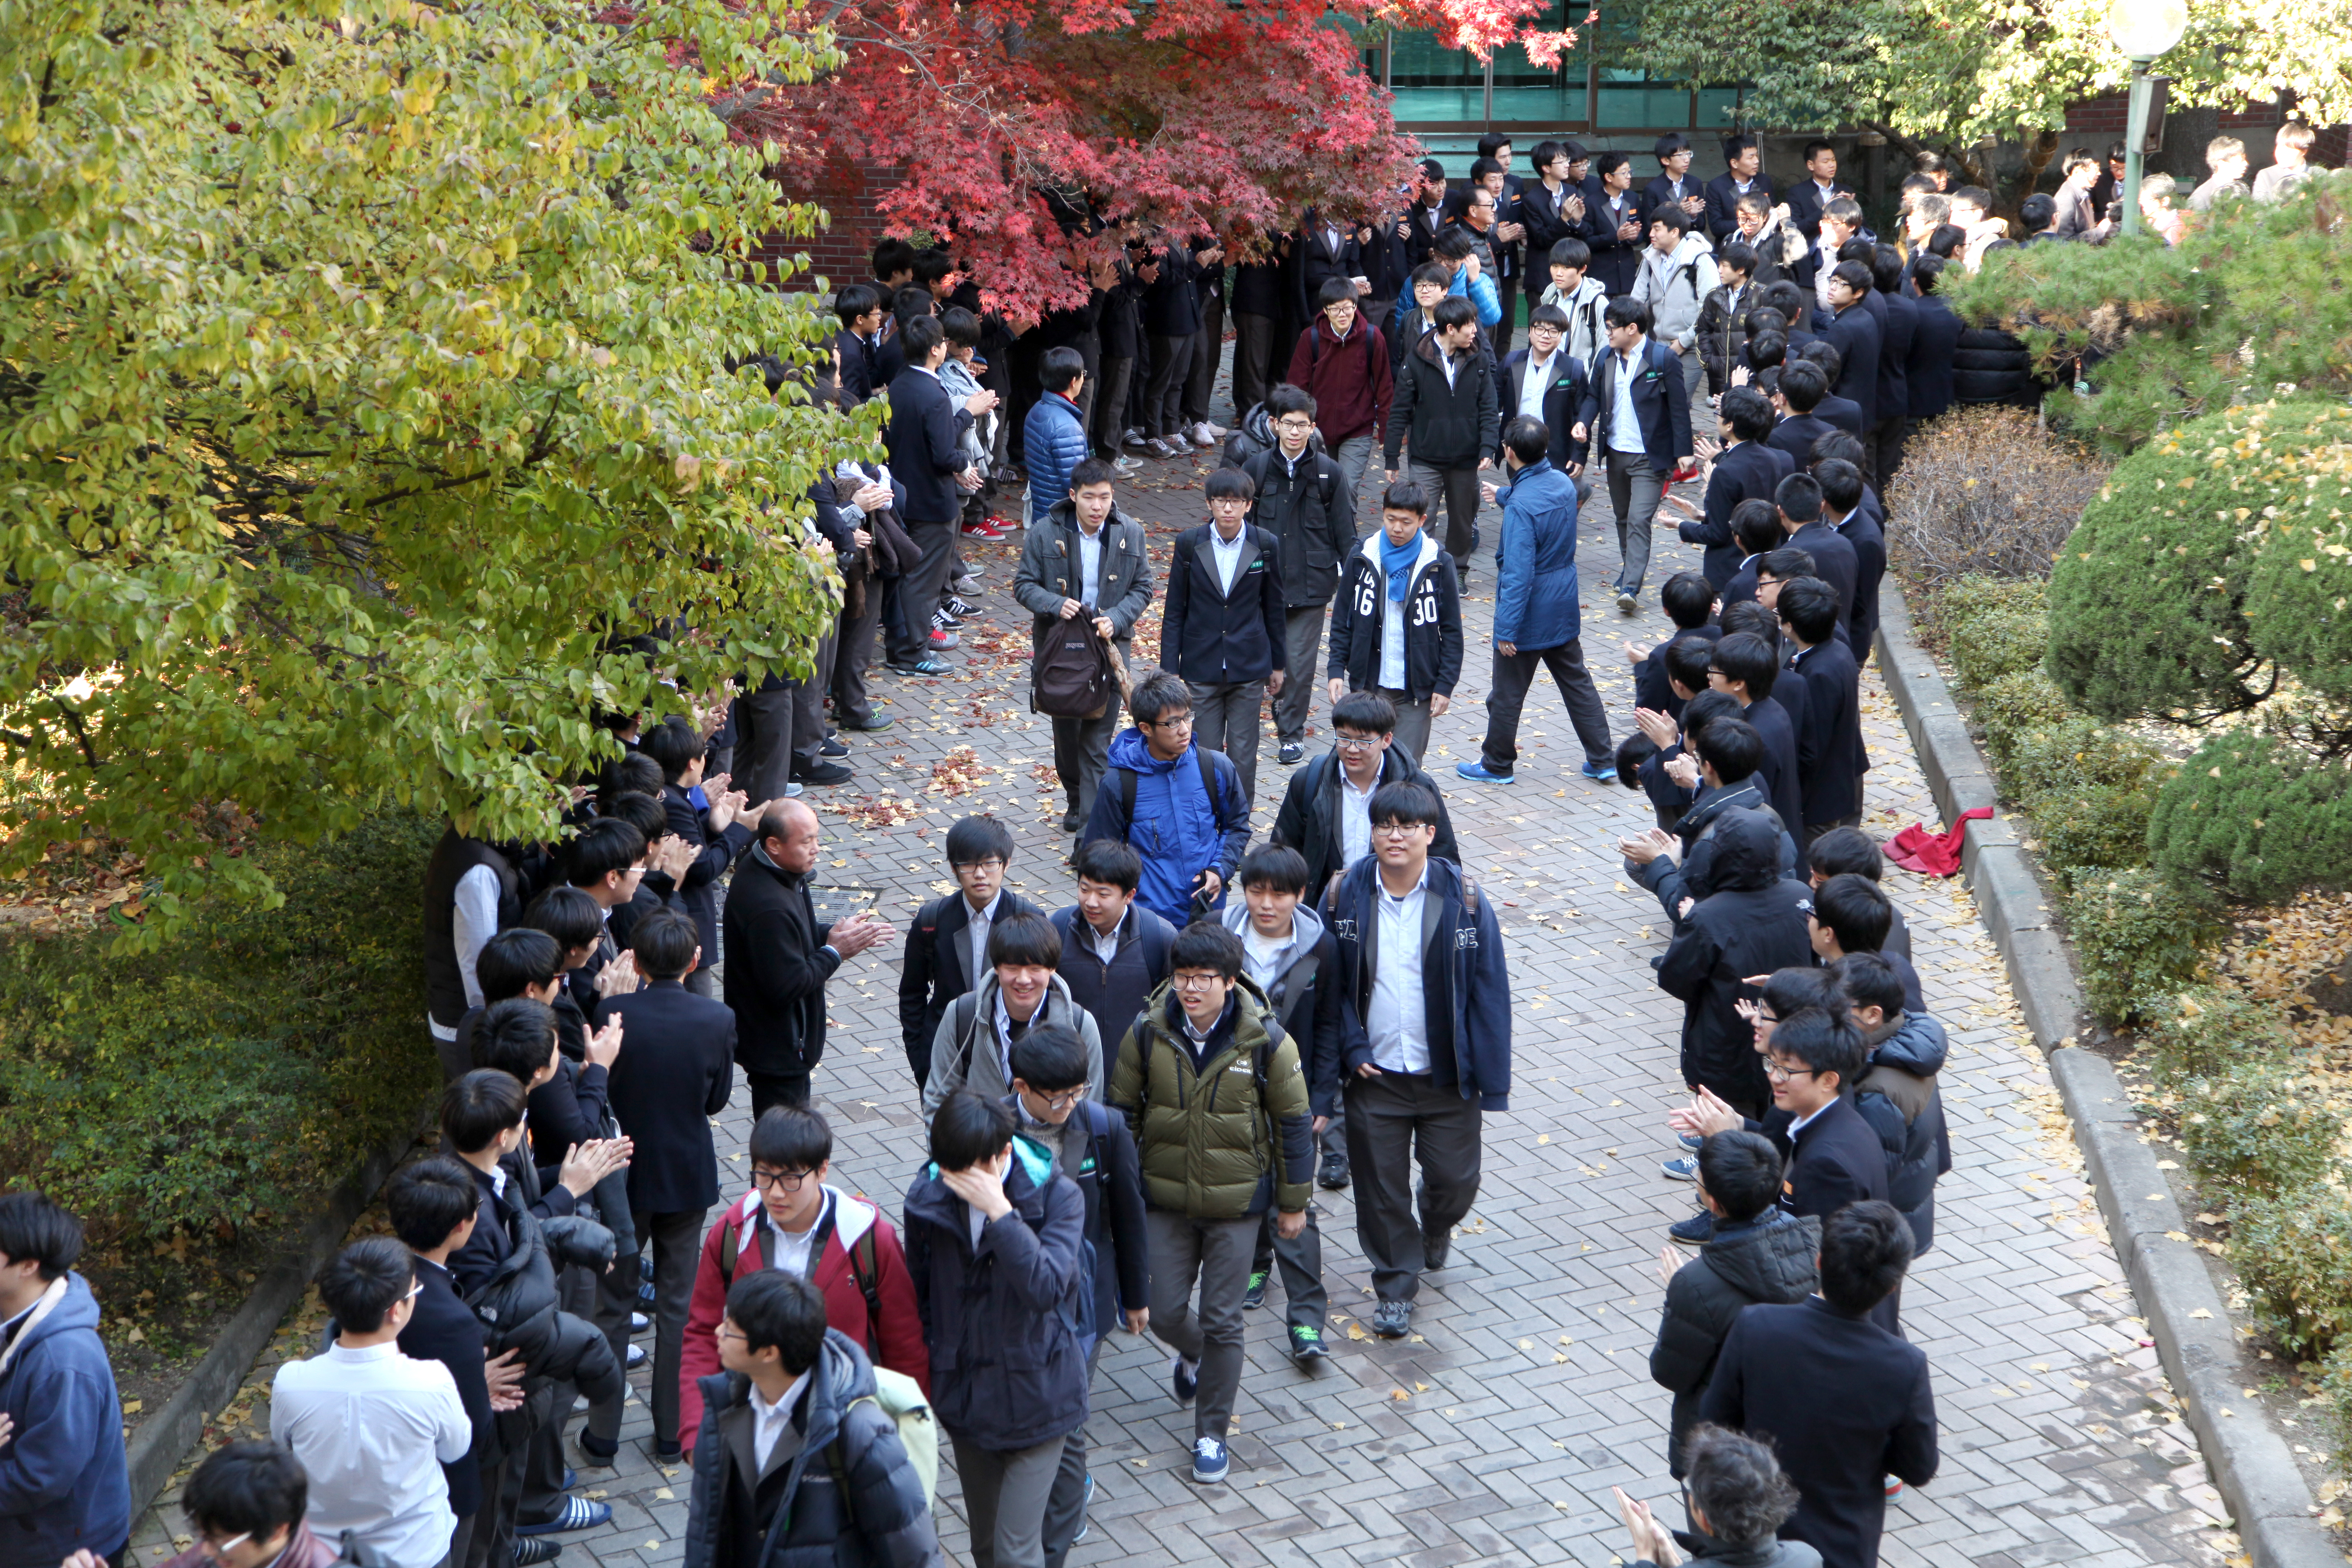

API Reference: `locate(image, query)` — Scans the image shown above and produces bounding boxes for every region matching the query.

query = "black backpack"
[1033,614,1114,719]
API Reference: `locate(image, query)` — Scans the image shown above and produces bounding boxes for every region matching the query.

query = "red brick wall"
[751,158,906,294]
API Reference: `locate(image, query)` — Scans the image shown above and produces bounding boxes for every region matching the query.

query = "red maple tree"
[621,0,1575,316]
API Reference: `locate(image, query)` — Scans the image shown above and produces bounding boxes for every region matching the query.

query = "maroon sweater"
[1285,315,1393,446]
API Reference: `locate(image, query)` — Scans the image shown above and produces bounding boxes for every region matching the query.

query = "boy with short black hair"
[1776,574,1867,843]
[1080,670,1251,928]
[678,1106,928,1454]
[1159,467,1287,807]
[1324,479,1464,764]
[144,1441,336,1568]
[903,1093,1089,1555]
[1222,846,1341,1362]
[1243,382,1357,765]
[1004,1026,1148,1568]
[899,813,1041,1089]
[387,1156,510,1568]
[271,1238,472,1568]
[1538,237,1609,367]
[1805,827,1911,958]
[1706,632,1804,833]
[1810,873,1924,1013]
[1271,688,1462,907]
[1050,838,1179,1057]
[923,912,1104,1114]
[0,1193,130,1568]
[683,1269,938,1568]
[1109,922,1313,1481]
[1625,570,1721,714]
[1834,952,1950,1256]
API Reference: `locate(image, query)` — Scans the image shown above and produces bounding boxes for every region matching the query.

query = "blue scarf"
[1379,531,1420,604]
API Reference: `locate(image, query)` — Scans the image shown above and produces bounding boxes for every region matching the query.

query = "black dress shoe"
[820,737,849,758]
[1318,1151,1351,1191]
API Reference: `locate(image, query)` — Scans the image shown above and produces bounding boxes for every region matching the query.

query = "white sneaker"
[1200,420,1229,440]
[1112,455,1143,472]
[1124,428,1147,448]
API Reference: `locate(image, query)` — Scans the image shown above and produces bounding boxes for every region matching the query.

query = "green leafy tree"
[1634,0,2352,208]
[1943,179,2352,451]
[1,0,854,942]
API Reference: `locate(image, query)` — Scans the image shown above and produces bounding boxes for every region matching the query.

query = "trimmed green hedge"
[0,810,440,1253]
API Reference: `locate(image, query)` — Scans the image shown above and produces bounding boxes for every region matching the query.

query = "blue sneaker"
[1662,1155,1698,1182]
[1171,1352,1198,1406]
[1679,1131,1704,1151]
[1455,760,1515,783]
[1191,1436,1230,1485]
[1580,760,1618,782]
[1670,1210,1715,1247]
[515,1498,611,1537]
[1071,1473,1095,1545]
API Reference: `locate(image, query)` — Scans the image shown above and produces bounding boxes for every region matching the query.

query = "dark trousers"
[747,1070,809,1118]
[1230,312,1277,415]
[1248,1202,1331,1331]
[1039,1339,1108,1568]
[1183,294,1225,426]
[902,519,957,660]
[433,1027,470,1083]
[1184,678,1266,807]
[732,683,796,805]
[1478,639,1613,774]
[464,1383,550,1568]
[830,594,878,725]
[1343,1071,1483,1304]
[789,629,838,778]
[1090,357,1134,458]
[1273,605,1326,745]
[1052,683,1123,828]
[1406,459,1481,563]
[1492,278,1519,353]
[1867,412,1906,491]
[522,1265,595,1517]
[1144,333,1195,438]
[632,1208,704,1447]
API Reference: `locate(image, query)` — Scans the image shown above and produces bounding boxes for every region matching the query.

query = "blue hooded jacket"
[1079,730,1250,928]
[1491,457,1583,650]
[0,1272,132,1563]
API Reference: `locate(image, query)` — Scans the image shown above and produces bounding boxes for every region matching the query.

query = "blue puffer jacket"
[901,1142,1090,1453]
[0,1273,131,1565]
[1079,730,1250,928]
[1023,392,1089,526]
[680,1329,939,1568]
[1491,457,1584,650]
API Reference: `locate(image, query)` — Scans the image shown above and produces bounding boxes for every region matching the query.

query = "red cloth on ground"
[1886,807,1993,876]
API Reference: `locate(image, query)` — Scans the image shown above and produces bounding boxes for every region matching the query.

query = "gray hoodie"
[1634,232,1721,351]
[1221,899,1329,1006]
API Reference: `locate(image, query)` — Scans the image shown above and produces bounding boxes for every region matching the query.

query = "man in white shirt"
[1326,779,1510,1340]
[271,1239,472,1568]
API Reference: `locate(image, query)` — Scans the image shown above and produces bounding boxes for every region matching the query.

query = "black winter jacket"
[1325,532,1464,702]
[1628,779,1799,934]
[1384,330,1499,470]
[1952,323,2037,408]
[1240,446,1356,609]
[722,847,839,1079]
[1853,1011,1952,1253]
[681,1330,939,1568]
[1271,745,1461,898]
[1649,1210,1821,1474]
[462,1187,622,1415]
[1656,811,1818,1110]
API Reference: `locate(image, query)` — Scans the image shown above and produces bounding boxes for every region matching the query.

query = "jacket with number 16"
[1325,531,1464,703]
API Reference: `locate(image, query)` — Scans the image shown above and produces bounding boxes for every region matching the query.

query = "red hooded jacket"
[677,1184,931,1452]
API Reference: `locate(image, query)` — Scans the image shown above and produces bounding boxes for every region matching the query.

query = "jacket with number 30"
[1325,531,1464,702]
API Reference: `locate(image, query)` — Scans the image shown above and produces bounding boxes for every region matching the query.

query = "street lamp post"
[2105,0,2187,235]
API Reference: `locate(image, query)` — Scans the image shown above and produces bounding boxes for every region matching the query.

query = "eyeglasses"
[1274,417,1317,432]
[1171,972,1225,991]
[952,858,1006,873]
[1763,1060,1822,1082]
[715,1323,747,1344]
[750,1167,815,1191]
[1028,1085,1088,1112]
[1142,714,1193,730]
[1333,733,1384,752]
[1371,821,1426,838]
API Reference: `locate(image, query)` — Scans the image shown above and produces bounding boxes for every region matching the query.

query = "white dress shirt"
[1367,869,1431,1073]
[1210,525,1249,595]
[1380,586,1408,690]
[1517,348,1560,425]
[1241,922,1297,992]
[760,1190,831,1279]
[1608,348,1646,456]
[965,890,1002,984]
[748,1372,812,1475]
[270,1341,471,1568]
[1340,771,1377,868]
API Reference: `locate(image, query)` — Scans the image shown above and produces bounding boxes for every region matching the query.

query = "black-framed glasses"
[750,1167,815,1192]
[1171,972,1225,991]
[1333,732,1385,752]
[1763,1060,1821,1082]
[1029,1085,1088,1112]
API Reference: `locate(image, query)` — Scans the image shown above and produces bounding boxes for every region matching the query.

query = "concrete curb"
[123,1119,422,1515]
[1875,582,2339,1568]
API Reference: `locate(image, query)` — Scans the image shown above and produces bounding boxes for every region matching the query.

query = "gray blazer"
[1013,499,1155,648]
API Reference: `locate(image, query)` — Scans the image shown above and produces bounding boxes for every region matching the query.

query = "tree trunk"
[2001,128,2063,220]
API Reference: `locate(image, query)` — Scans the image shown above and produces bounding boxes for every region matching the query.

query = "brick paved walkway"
[134,431,2233,1568]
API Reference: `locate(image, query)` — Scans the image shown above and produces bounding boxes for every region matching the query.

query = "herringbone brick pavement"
[132,415,2231,1568]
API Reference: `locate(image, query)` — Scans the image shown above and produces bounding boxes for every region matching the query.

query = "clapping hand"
[1669,1085,1744,1140]
[593,950,642,999]
[1613,1487,1682,1568]
[1664,753,1699,790]
[585,1015,624,1071]
[1633,706,1680,751]
[827,911,896,958]
[1620,827,1676,867]
[559,1137,632,1198]
[485,1348,527,1412]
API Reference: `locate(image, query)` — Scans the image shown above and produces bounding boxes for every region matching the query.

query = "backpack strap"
[1137,914,1174,985]
[1119,765,1138,823]
[945,991,983,1089]
[719,1206,743,1286]
[847,1223,885,1359]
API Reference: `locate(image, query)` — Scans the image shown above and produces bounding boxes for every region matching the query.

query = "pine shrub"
[2146,731,2352,905]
